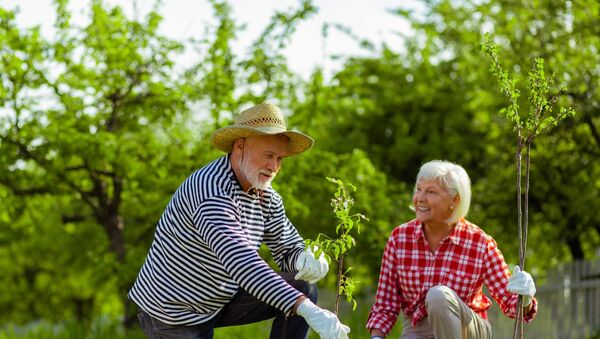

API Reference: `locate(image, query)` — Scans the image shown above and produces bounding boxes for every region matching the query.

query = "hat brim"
[210,125,314,155]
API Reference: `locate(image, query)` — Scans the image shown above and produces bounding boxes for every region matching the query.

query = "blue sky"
[10,0,420,79]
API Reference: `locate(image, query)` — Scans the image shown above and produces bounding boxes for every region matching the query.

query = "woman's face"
[412,179,457,227]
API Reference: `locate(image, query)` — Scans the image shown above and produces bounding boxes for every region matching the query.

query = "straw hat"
[210,102,314,155]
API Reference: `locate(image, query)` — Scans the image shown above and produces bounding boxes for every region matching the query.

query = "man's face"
[238,135,290,191]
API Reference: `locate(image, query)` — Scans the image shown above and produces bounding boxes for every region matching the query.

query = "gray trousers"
[400,285,492,339]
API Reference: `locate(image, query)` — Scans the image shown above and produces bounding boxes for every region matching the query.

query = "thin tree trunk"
[513,135,524,339]
[523,142,531,268]
[335,255,344,315]
[566,235,585,260]
[105,214,126,263]
[93,174,134,328]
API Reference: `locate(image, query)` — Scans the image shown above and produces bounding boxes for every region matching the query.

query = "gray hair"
[414,160,471,224]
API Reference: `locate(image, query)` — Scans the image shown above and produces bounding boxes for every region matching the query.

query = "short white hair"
[415,160,471,223]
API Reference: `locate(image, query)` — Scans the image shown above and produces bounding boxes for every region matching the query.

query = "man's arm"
[263,192,305,271]
[292,295,307,313]
[195,195,303,314]
[293,296,350,338]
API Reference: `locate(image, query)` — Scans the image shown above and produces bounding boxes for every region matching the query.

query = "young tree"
[306,177,367,315]
[483,35,575,338]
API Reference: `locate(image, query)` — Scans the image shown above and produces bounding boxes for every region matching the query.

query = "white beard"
[239,156,275,191]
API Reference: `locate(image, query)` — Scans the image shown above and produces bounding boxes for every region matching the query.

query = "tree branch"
[62,214,87,223]
[2,183,54,196]
[4,137,99,210]
[583,113,600,150]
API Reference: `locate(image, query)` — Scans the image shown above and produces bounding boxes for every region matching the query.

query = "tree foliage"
[1,0,212,325]
[0,0,598,332]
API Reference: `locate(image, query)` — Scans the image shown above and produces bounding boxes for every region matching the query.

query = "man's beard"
[239,155,276,191]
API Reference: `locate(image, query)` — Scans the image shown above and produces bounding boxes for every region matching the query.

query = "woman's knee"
[425,285,455,313]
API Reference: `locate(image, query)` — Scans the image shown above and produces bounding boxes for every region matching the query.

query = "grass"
[0,291,405,338]
[0,317,146,339]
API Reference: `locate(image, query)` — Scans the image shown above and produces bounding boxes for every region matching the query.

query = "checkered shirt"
[366,219,538,335]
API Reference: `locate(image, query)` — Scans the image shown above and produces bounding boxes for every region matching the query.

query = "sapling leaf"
[306,177,368,315]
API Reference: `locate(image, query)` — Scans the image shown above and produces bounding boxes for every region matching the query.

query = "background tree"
[0,0,325,328]
[306,0,600,275]
[394,0,600,269]
[0,0,203,325]
[1,0,598,337]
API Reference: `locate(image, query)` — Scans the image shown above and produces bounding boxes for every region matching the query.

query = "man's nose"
[266,159,279,172]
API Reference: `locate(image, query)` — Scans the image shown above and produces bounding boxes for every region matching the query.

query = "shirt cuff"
[523,297,538,323]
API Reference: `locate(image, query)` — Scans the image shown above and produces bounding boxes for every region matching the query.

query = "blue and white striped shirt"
[128,155,305,325]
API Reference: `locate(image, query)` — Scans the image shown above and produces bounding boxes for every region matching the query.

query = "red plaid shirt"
[366,219,537,335]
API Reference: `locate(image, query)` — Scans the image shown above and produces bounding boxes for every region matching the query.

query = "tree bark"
[566,234,584,260]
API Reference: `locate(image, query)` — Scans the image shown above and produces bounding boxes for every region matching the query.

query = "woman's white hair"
[414,160,471,224]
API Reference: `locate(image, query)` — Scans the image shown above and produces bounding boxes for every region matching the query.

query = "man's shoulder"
[262,186,281,200]
[179,156,235,198]
[196,155,230,176]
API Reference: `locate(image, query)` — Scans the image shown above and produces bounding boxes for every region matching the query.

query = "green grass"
[0,292,404,338]
[216,290,404,338]
[0,317,146,339]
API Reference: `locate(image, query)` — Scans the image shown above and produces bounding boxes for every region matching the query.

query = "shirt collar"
[413,218,464,245]
[414,221,425,241]
[447,220,463,245]
[225,154,265,198]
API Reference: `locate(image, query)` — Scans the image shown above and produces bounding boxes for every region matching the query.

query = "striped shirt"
[366,219,538,335]
[128,155,305,325]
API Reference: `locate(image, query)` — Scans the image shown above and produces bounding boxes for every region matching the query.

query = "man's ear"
[233,138,245,154]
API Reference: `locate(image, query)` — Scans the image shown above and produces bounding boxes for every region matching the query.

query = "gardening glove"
[507,265,536,306]
[295,246,329,283]
[296,299,350,339]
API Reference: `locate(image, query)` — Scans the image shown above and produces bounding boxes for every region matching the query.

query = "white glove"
[296,299,350,339]
[295,246,329,283]
[507,265,536,306]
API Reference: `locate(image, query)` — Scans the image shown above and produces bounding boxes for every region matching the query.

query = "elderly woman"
[366,160,537,339]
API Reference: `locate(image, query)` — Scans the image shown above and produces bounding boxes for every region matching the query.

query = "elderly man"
[129,102,350,339]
